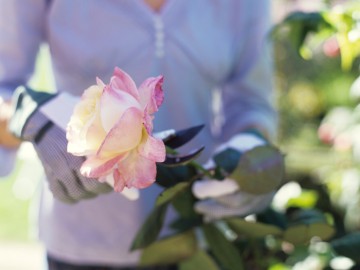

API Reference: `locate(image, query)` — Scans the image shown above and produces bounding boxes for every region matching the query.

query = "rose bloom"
[66,67,166,192]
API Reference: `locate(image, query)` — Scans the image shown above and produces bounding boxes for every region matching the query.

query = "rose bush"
[66,67,165,192]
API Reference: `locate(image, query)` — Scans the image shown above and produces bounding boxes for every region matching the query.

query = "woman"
[0,0,277,269]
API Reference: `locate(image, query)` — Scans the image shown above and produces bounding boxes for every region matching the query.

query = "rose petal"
[68,108,107,156]
[121,187,140,200]
[143,113,154,134]
[138,76,164,114]
[113,169,126,192]
[100,84,141,132]
[84,112,107,154]
[138,130,166,162]
[80,154,124,178]
[116,151,157,190]
[112,67,139,100]
[67,128,89,155]
[97,107,143,158]
[96,77,105,88]
[67,85,105,155]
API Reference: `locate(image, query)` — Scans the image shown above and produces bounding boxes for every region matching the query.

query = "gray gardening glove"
[193,178,275,221]
[192,133,276,222]
[9,86,112,203]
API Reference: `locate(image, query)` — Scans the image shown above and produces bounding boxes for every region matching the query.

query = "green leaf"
[213,148,242,174]
[156,182,190,207]
[257,208,288,230]
[287,190,318,209]
[156,164,197,188]
[322,9,359,70]
[283,223,334,245]
[203,224,244,270]
[169,185,203,232]
[283,208,335,245]
[170,216,203,232]
[139,230,197,266]
[171,186,198,218]
[337,31,358,71]
[226,218,283,239]
[331,232,360,262]
[130,203,168,251]
[286,208,327,226]
[272,11,333,55]
[179,251,220,270]
[268,263,292,270]
[230,145,285,194]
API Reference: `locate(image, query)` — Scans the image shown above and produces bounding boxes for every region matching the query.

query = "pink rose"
[66,67,165,192]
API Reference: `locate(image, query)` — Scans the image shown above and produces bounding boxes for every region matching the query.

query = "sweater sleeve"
[220,1,277,142]
[0,0,47,100]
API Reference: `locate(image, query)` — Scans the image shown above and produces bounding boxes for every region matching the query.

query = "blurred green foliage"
[269,0,360,269]
[0,45,53,243]
[0,161,32,241]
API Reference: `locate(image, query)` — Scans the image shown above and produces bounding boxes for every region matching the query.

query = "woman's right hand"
[0,98,21,148]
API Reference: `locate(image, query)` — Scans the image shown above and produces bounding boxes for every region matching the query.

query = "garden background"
[1,0,360,269]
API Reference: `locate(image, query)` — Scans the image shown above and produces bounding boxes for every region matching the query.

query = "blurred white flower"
[272,181,302,212]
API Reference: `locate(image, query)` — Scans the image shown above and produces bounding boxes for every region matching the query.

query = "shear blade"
[163,146,205,166]
[164,124,205,149]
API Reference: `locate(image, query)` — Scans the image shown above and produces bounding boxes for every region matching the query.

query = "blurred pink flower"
[67,67,165,191]
[323,36,340,58]
[318,123,336,145]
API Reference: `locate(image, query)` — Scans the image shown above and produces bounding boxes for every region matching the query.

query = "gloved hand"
[9,86,112,203]
[192,132,276,222]
[193,178,275,221]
